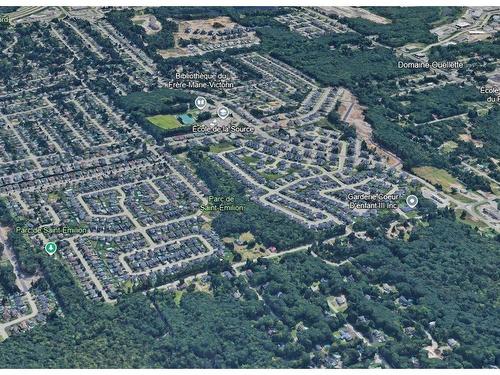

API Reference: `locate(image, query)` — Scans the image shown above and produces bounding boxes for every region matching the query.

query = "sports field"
[147,114,181,129]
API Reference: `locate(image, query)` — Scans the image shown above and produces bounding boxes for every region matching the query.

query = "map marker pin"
[195,96,207,110]
[217,106,229,120]
[44,242,58,256]
[406,195,418,208]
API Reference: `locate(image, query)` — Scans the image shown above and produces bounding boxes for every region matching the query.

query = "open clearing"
[440,140,458,154]
[209,142,236,153]
[338,89,402,168]
[173,290,183,306]
[159,16,259,58]
[147,114,181,130]
[226,232,268,261]
[413,166,463,192]
[131,14,161,35]
[317,6,391,24]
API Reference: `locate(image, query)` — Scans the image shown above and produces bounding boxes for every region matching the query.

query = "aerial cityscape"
[0,5,498,369]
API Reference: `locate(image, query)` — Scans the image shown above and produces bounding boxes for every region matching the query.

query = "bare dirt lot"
[316,6,391,24]
[459,132,484,148]
[338,89,402,168]
[159,16,259,58]
[131,14,161,35]
[177,16,235,36]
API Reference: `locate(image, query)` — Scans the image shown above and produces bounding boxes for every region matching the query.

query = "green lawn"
[450,192,475,204]
[209,142,235,153]
[440,140,458,154]
[242,156,259,164]
[260,172,282,181]
[174,290,184,306]
[315,117,336,130]
[147,114,181,130]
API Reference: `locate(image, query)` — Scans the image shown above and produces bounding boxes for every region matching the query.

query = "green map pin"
[44,242,58,255]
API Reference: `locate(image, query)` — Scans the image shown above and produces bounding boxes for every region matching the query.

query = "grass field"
[48,192,60,203]
[174,290,184,306]
[413,166,463,192]
[439,140,458,154]
[260,172,282,181]
[449,192,475,204]
[209,142,235,153]
[242,156,259,164]
[147,114,181,129]
[226,232,267,261]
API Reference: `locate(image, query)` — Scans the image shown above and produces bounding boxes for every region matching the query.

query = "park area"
[147,112,197,130]
[147,114,182,130]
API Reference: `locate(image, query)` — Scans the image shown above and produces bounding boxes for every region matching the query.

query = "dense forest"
[106,9,177,57]
[0,206,497,368]
[117,88,193,115]
[0,6,19,14]
[258,27,407,88]
[116,88,195,139]
[188,150,316,249]
[470,106,500,163]
[400,85,484,124]
[345,7,463,47]
[0,261,18,294]
[0,198,40,275]
[312,210,500,368]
